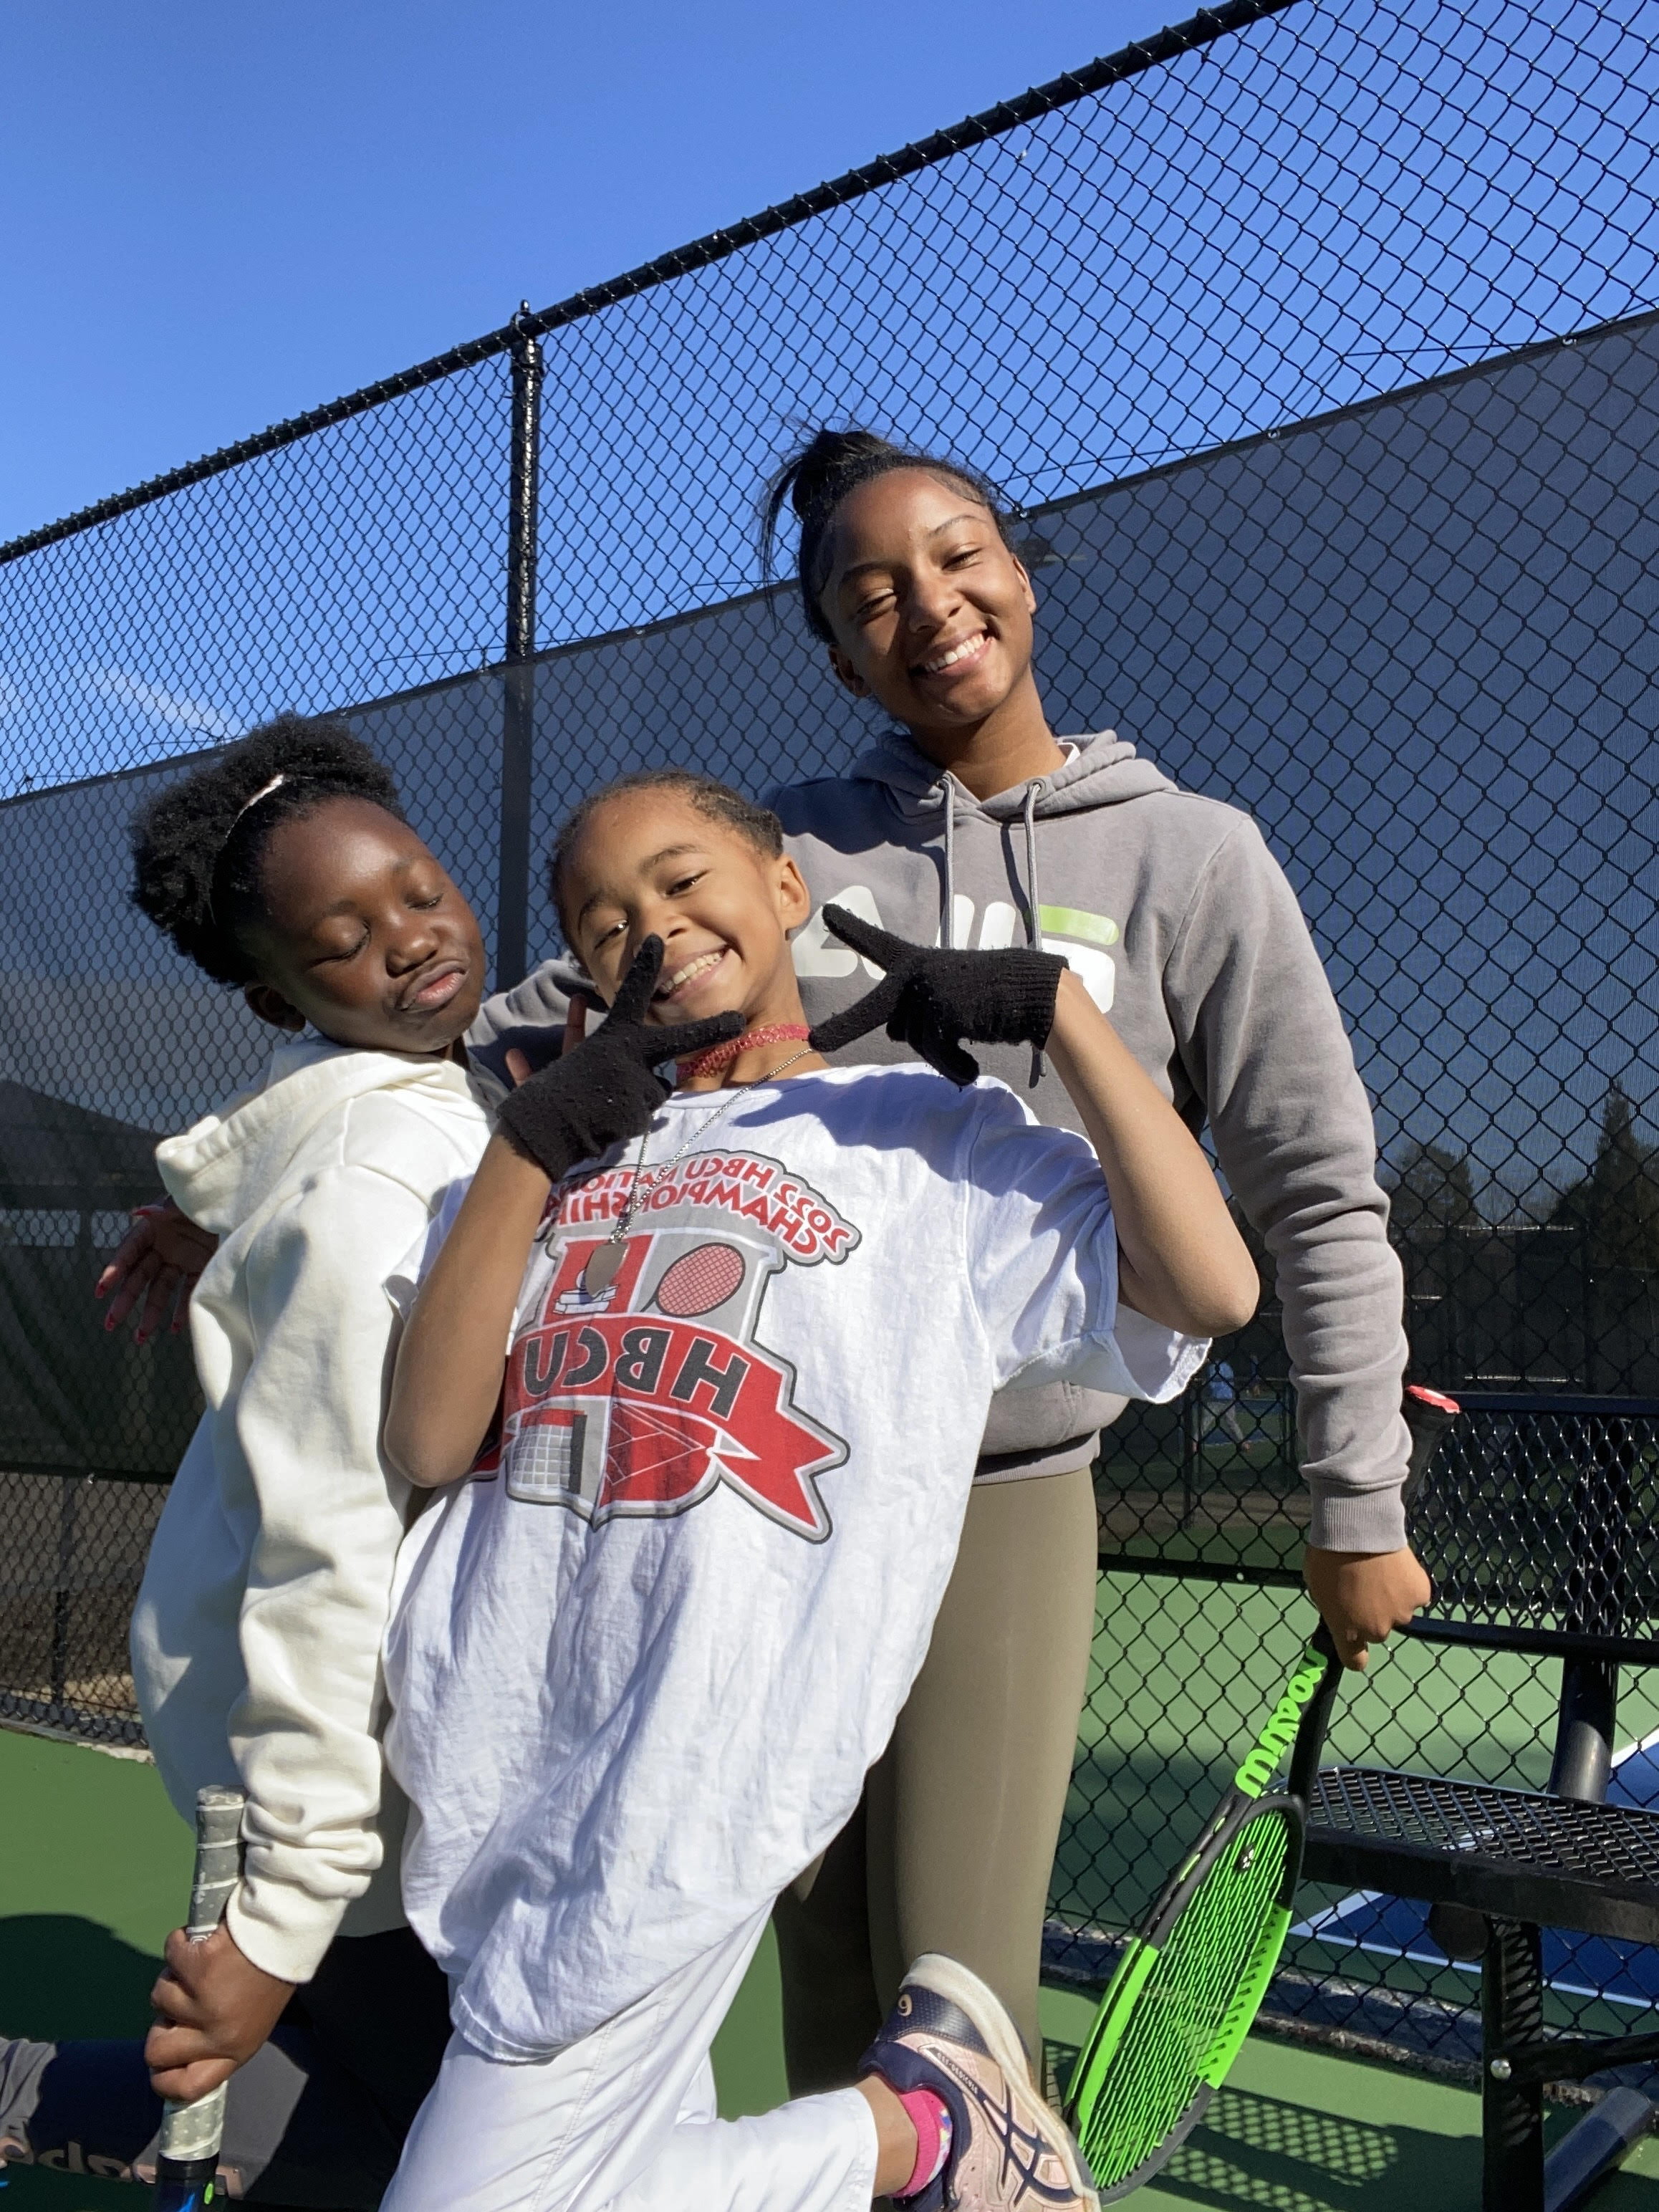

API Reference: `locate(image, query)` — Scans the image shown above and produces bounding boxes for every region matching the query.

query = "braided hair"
[759,427,1017,645]
[130,713,404,986]
[548,767,783,943]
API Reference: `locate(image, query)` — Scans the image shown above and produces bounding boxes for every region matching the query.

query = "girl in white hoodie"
[1,718,495,2205]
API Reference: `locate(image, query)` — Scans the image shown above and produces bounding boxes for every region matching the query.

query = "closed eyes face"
[238,796,486,1055]
[819,467,1037,739]
[562,790,811,1032]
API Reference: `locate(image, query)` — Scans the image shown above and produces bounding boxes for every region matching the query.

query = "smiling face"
[559,788,811,1034]
[818,467,1042,750]
[237,796,486,1056]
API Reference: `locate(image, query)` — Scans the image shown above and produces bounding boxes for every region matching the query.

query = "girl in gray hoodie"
[752,428,1431,2094]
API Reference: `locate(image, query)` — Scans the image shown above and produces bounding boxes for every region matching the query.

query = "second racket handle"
[156,1785,246,2170]
[1402,1382,1460,1506]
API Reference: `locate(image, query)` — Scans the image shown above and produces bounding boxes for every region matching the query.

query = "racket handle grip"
[154,1786,246,2206]
[182,1786,245,1941]
[1401,1384,1460,1507]
[1288,1625,1346,1807]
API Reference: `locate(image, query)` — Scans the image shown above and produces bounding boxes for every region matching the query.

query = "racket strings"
[1077,1807,1292,2186]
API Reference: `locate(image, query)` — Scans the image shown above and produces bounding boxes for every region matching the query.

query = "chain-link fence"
[1059,1393,1659,2087]
[4,0,1659,2078]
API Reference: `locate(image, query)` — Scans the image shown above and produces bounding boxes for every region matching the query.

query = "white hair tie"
[216,772,291,861]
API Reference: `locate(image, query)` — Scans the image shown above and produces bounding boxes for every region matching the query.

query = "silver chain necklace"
[579,1046,816,1296]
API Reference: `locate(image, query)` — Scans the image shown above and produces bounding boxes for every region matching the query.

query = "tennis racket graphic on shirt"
[1064,1384,1458,2199]
[152,1786,246,2212]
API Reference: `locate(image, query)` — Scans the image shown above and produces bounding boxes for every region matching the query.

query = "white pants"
[381,1908,877,2212]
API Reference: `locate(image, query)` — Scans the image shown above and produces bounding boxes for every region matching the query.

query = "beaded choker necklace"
[577,1034,817,1296]
[675,1021,812,1082]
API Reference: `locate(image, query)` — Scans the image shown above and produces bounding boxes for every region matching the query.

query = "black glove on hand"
[495,938,742,1180]
[807,905,1067,1087]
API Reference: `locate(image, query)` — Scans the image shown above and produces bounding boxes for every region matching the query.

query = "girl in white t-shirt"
[375,769,1258,2212]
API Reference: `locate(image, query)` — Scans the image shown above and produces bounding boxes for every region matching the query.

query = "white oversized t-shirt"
[383,1063,1205,2059]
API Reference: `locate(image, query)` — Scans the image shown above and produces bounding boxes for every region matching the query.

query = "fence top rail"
[0,0,1295,569]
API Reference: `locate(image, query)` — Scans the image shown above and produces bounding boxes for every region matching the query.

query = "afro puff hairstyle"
[130,713,405,987]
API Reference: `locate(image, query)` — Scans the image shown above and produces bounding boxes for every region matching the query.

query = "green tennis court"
[8,1691,1659,2211]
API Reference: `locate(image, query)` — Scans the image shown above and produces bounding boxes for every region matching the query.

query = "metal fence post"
[498,308,542,989]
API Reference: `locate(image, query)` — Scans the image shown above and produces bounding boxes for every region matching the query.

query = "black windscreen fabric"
[406,312,1659,1409]
[0,1081,199,1476]
[0,721,504,1476]
[3,313,1656,1471]
[481,314,1659,1383]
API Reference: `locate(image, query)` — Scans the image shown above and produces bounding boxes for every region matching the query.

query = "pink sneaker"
[860,1954,1100,2211]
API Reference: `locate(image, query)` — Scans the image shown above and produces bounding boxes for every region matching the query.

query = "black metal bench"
[1292,1393,1659,2211]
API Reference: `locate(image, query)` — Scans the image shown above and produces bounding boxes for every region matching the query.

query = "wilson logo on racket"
[489,1155,859,1541]
[1233,1654,1329,1796]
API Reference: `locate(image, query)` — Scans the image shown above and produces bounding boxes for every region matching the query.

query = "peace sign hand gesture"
[808,905,1067,1087]
[495,936,742,1181]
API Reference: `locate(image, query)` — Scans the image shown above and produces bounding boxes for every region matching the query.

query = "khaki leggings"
[772,1462,1100,2089]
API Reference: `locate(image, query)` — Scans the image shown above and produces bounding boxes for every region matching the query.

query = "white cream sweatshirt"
[129,1039,489,1984]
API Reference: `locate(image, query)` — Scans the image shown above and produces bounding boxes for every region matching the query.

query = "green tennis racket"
[1062,1632,1337,2197]
[1064,1384,1458,2198]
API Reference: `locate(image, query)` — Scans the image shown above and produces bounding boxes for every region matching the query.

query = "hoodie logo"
[794,890,1118,1011]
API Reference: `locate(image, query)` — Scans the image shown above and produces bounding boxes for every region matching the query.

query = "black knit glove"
[495,938,742,1179]
[807,906,1066,1087]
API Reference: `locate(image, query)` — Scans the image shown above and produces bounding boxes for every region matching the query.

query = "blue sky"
[0,0,1176,543]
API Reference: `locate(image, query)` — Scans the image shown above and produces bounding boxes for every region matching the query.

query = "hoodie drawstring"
[1021,782,1042,947]
[1022,781,1045,1089]
[941,779,957,949]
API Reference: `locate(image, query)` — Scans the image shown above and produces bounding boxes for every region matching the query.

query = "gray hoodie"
[470,728,1409,1552]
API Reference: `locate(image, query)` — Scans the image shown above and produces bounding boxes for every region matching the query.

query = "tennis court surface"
[6,1725,1659,2212]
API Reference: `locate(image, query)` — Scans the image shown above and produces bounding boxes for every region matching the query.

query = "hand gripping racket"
[153,1786,246,2212]
[1063,1384,1458,2199]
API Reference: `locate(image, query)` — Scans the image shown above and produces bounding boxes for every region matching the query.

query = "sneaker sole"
[904,1953,1101,2211]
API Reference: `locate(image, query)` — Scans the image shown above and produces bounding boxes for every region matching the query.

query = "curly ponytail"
[760,427,1016,643]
